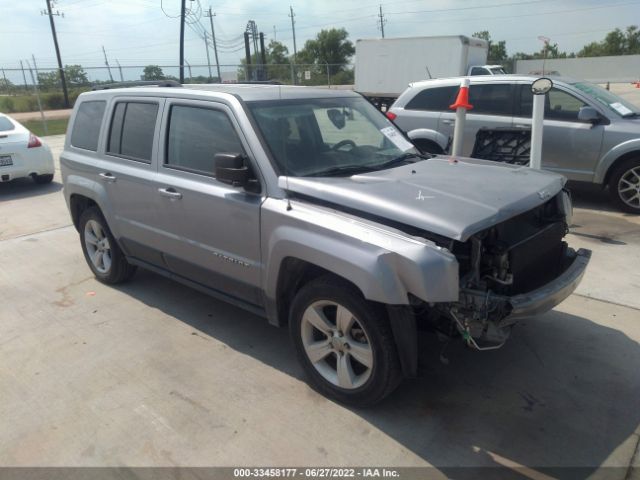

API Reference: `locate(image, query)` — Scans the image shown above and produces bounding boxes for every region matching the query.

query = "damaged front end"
[431,190,591,350]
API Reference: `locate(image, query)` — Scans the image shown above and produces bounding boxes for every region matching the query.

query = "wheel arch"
[269,256,419,378]
[69,194,99,231]
[602,150,640,188]
[406,128,449,152]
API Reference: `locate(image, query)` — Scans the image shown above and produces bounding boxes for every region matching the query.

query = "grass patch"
[23,118,69,136]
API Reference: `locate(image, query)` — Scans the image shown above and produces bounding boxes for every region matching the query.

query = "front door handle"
[514,124,531,129]
[158,187,182,199]
[99,172,116,183]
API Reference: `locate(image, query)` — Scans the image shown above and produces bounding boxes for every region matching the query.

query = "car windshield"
[247,96,419,177]
[572,82,640,117]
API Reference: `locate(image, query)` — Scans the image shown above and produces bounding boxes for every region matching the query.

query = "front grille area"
[453,194,569,296]
[508,221,567,293]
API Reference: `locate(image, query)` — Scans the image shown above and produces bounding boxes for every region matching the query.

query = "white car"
[0,113,55,184]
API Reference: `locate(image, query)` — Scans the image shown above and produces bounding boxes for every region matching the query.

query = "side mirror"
[214,153,259,192]
[578,106,600,124]
[327,109,346,129]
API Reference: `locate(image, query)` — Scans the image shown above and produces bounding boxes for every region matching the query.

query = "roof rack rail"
[91,80,182,90]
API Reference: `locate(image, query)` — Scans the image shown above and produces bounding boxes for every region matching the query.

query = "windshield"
[572,82,640,117]
[247,96,418,177]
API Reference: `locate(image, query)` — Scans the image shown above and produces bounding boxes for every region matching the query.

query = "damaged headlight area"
[416,190,587,351]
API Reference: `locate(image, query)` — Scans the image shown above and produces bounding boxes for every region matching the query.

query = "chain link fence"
[0,63,355,116]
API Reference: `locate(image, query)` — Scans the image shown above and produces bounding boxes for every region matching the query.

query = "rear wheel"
[412,139,443,155]
[79,207,136,284]
[609,158,640,214]
[33,173,53,184]
[289,276,402,406]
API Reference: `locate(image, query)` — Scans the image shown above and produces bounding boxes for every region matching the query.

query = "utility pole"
[42,0,69,107]
[115,59,124,82]
[244,32,252,81]
[102,46,114,82]
[259,32,266,81]
[185,59,192,82]
[289,6,297,84]
[20,60,28,92]
[273,25,276,41]
[179,0,186,83]
[204,32,212,80]
[377,4,386,38]
[205,7,221,81]
[25,59,48,136]
[31,54,40,84]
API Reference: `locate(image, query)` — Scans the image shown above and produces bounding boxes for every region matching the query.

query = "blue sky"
[1,0,638,82]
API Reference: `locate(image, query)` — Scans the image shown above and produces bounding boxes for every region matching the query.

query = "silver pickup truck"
[61,82,591,406]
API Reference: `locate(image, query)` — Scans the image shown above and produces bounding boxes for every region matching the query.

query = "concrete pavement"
[0,135,639,477]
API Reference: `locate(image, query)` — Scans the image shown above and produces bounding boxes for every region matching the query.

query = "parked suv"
[388,75,640,213]
[61,82,590,406]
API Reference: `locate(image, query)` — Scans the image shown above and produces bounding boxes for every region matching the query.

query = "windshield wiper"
[374,152,431,170]
[308,153,430,177]
[308,164,379,177]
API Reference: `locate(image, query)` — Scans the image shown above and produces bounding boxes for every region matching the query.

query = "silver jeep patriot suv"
[61,82,591,406]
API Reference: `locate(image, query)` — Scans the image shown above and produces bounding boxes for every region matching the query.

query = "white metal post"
[530,94,545,169]
[450,78,471,157]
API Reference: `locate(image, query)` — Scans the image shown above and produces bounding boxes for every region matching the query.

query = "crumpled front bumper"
[503,247,591,322]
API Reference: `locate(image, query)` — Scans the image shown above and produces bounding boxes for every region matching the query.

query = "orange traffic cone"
[450,84,473,110]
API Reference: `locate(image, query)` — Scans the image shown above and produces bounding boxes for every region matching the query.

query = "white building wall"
[515,55,640,83]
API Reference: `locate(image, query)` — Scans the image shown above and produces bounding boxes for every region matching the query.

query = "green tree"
[37,65,88,90]
[142,65,165,80]
[64,65,89,86]
[0,77,14,93]
[472,31,508,63]
[297,28,355,75]
[578,25,640,56]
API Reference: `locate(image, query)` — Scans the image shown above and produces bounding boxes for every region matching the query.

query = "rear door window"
[107,101,158,162]
[468,83,513,116]
[71,101,106,151]
[405,86,457,111]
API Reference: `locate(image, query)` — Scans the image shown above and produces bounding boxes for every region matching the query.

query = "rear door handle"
[442,119,454,125]
[99,172,116,183]
[158,187,182,199]
[514,124,531,129]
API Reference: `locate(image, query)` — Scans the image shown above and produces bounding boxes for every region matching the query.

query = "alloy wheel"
[84,219,112,274]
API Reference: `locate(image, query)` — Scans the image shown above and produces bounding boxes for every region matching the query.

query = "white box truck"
[355,35,503,106]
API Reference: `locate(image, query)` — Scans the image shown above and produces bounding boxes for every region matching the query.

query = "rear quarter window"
[0,117,15,132]
[71,100,106,151]
[405,86,457,111]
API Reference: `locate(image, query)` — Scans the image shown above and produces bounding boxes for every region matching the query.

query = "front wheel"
[609,158,640,214]
[289,276,402,407]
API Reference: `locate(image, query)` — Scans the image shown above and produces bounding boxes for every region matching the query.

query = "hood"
[279,157,565,242]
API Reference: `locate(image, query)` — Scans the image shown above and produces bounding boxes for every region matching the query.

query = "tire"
[33,173,54,184]
[412,139,443,155]
[79,207,136,284]
[289,275,402,407]
[609,158,640,214]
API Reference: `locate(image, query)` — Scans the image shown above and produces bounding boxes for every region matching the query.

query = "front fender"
[261,198,459,307]
[593,138,640,184]
[406,128,450,151]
